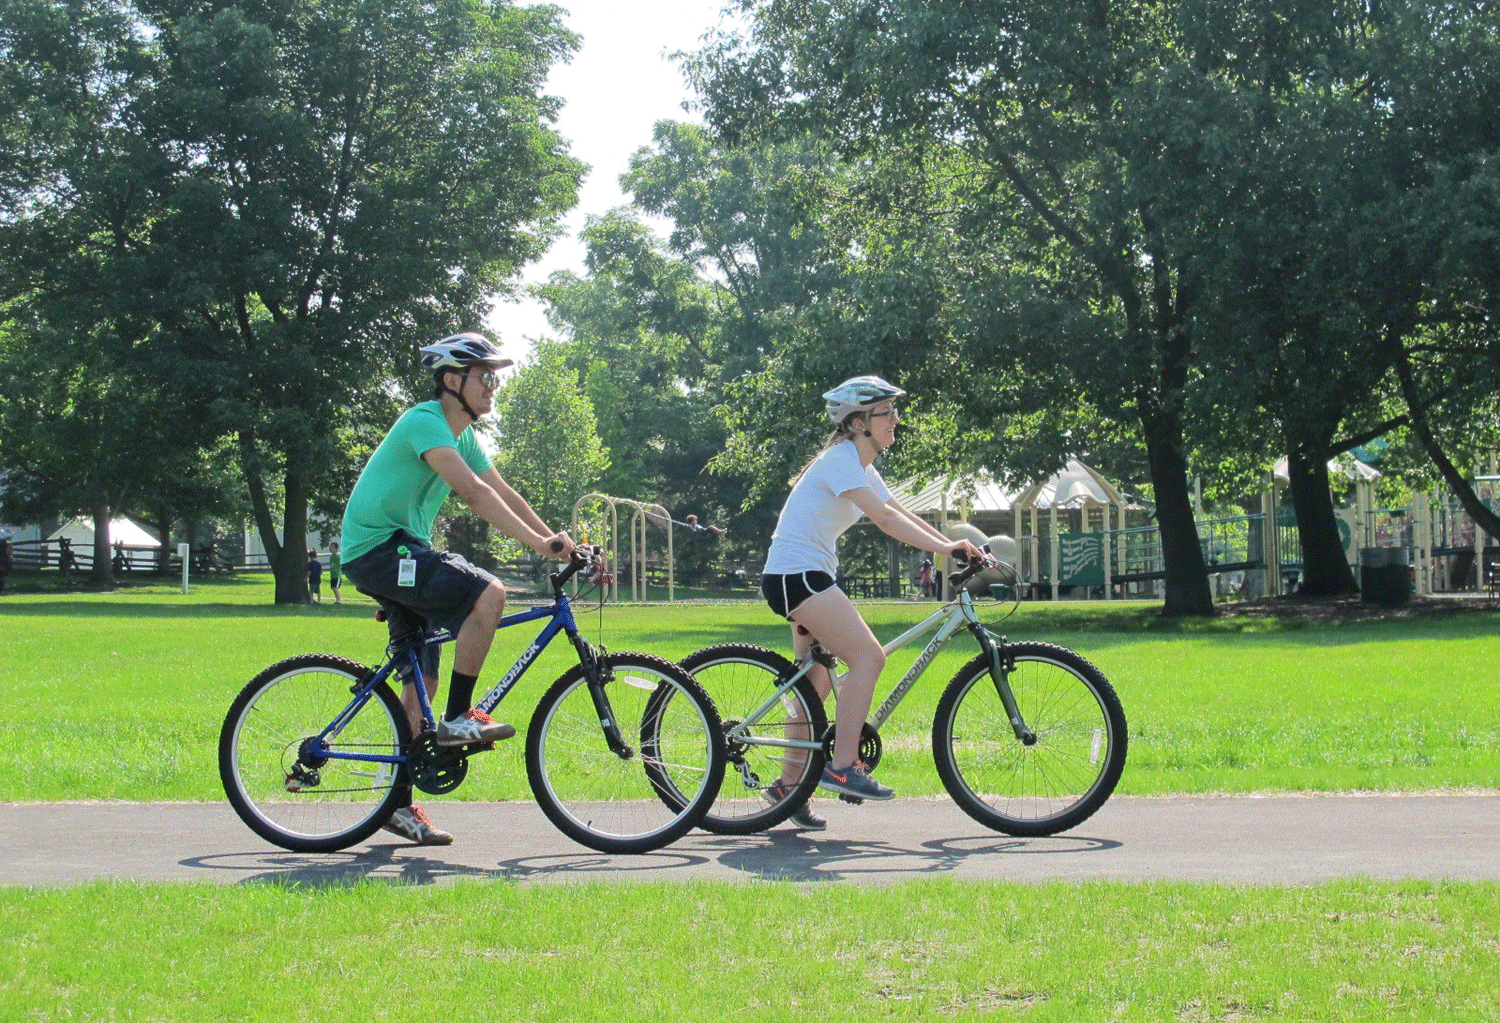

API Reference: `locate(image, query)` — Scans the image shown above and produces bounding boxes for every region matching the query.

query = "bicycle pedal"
[838,793,864,805]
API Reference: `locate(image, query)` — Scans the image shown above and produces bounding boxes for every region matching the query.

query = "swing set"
[570,493,679,602]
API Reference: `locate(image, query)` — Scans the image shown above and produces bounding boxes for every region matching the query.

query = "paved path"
[2,794,1496,887]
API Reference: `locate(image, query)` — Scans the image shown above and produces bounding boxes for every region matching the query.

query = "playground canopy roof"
[890,459,1134,514]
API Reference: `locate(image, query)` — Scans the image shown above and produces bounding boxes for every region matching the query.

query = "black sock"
[446,671,479,721]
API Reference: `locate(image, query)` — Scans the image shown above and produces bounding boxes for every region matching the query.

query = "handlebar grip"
[550,539,564,553]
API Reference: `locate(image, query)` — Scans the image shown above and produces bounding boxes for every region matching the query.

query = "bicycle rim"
[527,654,724,854]
[220,655,407,852]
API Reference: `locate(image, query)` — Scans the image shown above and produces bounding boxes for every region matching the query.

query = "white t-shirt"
[763,441,892,576]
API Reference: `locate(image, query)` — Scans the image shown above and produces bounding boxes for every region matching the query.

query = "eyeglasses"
[470,370,502,389]
[870,408,900,422]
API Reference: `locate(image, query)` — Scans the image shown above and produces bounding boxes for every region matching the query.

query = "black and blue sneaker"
[818,760,894,801]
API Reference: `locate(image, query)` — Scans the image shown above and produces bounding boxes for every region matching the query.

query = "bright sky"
[484,0,734,364]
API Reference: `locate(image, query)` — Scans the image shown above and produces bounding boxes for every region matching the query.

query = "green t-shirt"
[339,401,491,561]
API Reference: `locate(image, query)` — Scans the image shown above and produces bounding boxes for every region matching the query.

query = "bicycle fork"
[971,627,1037,746]
[568,632,636,759]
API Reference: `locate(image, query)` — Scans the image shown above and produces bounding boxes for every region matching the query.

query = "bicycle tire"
[673,643,827,834]
[932,641,1127,836]
[526,652,725,854]
[220,654,411,852]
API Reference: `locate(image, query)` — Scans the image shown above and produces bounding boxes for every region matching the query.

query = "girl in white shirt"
[760,376,983,808]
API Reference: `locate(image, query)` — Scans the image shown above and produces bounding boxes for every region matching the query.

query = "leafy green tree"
[689,2,1225,613]
[539,206,776,563]
[486,341,609,535]
[688,0,1500,609]
[0,312,232,582]
[0,0,583,602]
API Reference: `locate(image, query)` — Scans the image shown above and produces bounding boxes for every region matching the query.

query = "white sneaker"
[381,805,453,845]
[435,709,516,747]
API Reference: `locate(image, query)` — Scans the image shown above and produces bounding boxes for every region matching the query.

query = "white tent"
[47,518,160,568]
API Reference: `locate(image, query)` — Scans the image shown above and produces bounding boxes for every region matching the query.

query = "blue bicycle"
[219,547,725,854]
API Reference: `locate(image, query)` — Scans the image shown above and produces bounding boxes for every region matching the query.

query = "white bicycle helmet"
[822,375,906,425]
[419,332,513,373]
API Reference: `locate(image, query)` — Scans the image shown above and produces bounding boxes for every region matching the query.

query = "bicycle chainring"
[405,732,470,795]
[819,722,883,772]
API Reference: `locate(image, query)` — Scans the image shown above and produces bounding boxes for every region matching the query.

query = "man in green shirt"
[340,332,575,844]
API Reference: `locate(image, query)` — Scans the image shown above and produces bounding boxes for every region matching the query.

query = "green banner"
[1058,533,1104,586]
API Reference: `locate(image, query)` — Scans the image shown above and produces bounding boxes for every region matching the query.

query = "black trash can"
[1360,547,1412,606]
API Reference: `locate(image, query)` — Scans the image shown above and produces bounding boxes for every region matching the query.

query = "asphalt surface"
[2,793,1496,887]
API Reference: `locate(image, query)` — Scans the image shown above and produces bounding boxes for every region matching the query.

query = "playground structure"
[894,458,1500,603]
[570,493,676,603]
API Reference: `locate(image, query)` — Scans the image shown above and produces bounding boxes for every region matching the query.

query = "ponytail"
[788,415,863,487]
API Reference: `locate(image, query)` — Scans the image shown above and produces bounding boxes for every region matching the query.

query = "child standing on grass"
[307,550,323,603]
[328,541,343,604]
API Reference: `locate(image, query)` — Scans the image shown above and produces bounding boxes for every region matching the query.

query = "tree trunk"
[154,511,172,573]
[1143,412,1214,616]
[1394,349,1500,541]
[1285,443,1359,596]
[274,462,311,605]
[90,500,114,585]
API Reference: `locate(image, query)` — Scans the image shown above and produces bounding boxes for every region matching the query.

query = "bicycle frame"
[306,571,612,769]
[728,585,1029,754]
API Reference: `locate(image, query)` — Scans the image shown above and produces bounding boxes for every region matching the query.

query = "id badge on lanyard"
[396,545,417,587]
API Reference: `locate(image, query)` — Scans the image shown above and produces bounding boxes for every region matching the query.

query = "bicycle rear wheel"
[932,641,1127,836]
[526,653,725,854]
[675,643,826,834]
[220,654,410,852]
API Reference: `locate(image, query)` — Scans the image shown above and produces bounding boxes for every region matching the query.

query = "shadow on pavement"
[180,831,1120,887]
[704,831,1121,882]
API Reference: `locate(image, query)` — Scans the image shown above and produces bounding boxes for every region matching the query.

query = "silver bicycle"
[663,552,1127,836]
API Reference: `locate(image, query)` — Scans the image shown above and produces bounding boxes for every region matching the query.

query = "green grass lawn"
[3,578,1497,1021]
[3,878,1497,1021]
[2,577,1496,801]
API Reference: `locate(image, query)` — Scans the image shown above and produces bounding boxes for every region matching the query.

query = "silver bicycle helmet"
[419,332,513,373]
[822,375,906,425]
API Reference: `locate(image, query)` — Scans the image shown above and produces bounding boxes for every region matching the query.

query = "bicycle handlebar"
[949,544,997,590]
[550,543,603,592]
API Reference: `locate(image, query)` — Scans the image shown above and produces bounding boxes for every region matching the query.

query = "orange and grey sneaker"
[435,708,516,747]
[819,760,894,801]
[381,805,454,845]
[763,780,828,830]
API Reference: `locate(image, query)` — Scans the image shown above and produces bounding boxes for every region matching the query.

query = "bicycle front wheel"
[526,653,725,854]
[219,654,410,852]
[677,643,827,834]
[932,641,1127,836]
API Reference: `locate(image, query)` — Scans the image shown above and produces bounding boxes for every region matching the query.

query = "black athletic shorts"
[760,570,837,620]
[342,530,500,681]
